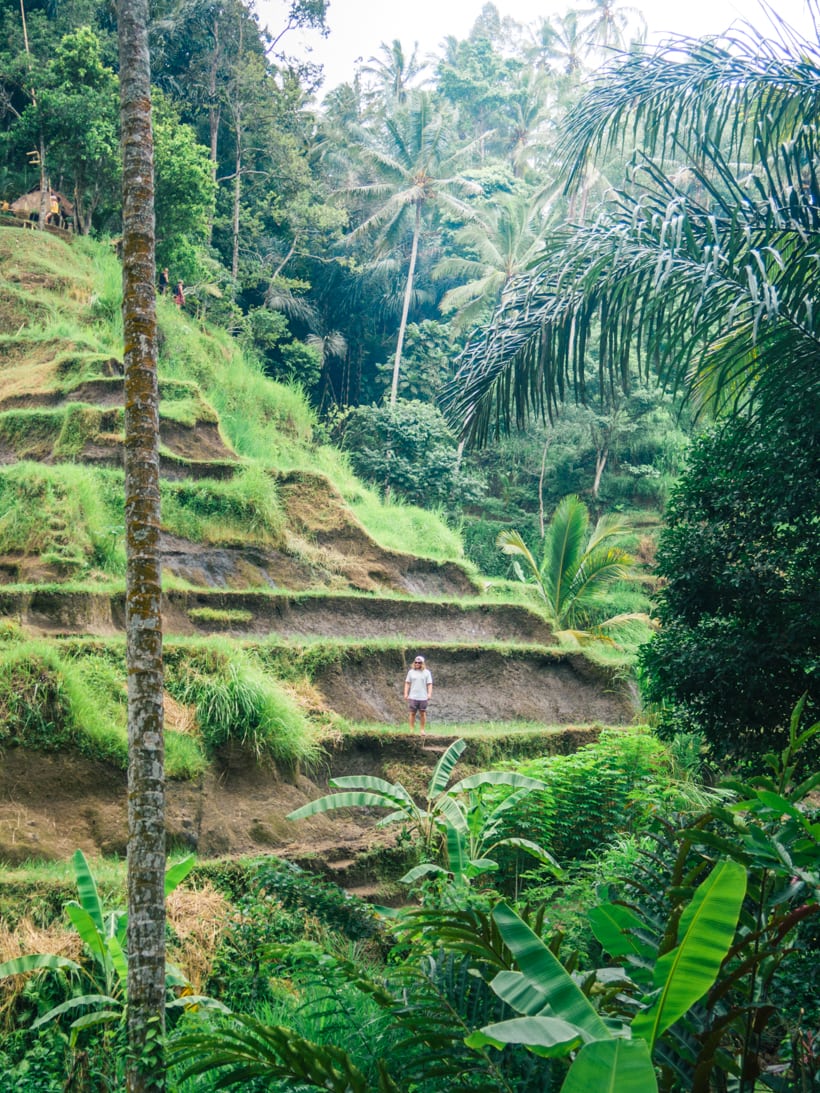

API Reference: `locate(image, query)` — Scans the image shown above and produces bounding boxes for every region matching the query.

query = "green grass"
[2,234,466,568]
[336,720,625,736]
[0,461,126,576]
[161,465,285,545]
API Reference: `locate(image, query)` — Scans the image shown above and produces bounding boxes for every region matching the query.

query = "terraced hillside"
[0,226,638,870]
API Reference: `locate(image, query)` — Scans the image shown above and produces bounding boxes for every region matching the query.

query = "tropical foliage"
[447,11,820,439]
[497,494,634,632]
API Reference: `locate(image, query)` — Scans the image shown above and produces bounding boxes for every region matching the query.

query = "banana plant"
[466,859,747,1092]
[0,849,210,1044]
[401,780,562,888]
[288,738,550,880]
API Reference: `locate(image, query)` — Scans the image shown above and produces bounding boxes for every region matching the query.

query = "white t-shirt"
[405,667,432,700]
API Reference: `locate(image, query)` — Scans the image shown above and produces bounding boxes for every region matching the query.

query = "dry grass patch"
[166,883,230,992]
[0,918,82,1028]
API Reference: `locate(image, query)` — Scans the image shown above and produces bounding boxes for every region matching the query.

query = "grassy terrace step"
[0,586,557,644]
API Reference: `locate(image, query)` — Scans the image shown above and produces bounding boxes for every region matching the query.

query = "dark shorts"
[408,699,428,712]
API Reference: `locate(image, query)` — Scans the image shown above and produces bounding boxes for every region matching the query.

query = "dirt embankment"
[311,647,636,726]
[0,729,603,869]
[0,588,556,645]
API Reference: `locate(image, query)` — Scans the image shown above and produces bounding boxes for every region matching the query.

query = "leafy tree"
[345,91,481,403]
[335,399,485,508]
[3,23,120,231]
[152,93,216,276]
[359,38,427,107]
[497,494,633,631]
[435,189,547,330]
[639,403,820,763]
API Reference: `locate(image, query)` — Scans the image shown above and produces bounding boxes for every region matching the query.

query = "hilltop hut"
[10,188,74,229]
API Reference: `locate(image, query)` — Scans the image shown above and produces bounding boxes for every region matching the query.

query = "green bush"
[498,730,678,866]
[639,402,820,765]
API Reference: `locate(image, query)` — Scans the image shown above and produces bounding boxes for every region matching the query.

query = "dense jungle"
[0,0,817,1089]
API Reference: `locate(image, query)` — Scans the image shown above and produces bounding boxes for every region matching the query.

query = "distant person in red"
[404,655,433,735]
[173,280,185,307]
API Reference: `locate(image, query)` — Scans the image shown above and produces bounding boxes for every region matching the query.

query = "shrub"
[639,402,820,765]
[497,730,678,866]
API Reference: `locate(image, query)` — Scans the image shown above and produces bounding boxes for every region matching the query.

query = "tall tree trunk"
[390,201,420,405]
[231,109,241,286]
[117,0,166,1089]
[206,12,221,246]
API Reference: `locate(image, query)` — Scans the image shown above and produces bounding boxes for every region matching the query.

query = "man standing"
[404,655,433,735]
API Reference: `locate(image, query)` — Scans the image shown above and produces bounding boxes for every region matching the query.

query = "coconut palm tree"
[446,9,820,443]
[117,0,166,1087]
[497,494,633,633]
[434,189,549,330]
[578,0,646,53]
[359,38,428,107]
[346,91,481,403]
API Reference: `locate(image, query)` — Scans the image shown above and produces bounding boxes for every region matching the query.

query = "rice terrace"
[0,0,817,1089]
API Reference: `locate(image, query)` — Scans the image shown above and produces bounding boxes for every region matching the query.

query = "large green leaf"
[490,969,548,1015]
[488,837,563,875]
[428,738,467,797]
[330,775,415,808]
[32,992,121,1030]
[0,953,81,978]
[560,1038,658,1093]
[492,903,610,1040]
[588,902,652,958]
[65,903,107,968]
[631,859,746,1049]
[445,823,467,886]
[466,1015,585,1057]
[72,849,104,933]
[165,854,196,897]
[449,771,547,794]
[287,791,408,821]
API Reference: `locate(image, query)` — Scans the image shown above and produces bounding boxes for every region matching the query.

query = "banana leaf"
[560,1038,658,1093]
[492,903,609,1040]
[330,775,416,808]
[588,902,653,958]
[165,854,196,896]
[0,953,81,977]
[287,791,407,820]
[72,849,104,933]
[466,1015,585,1057]
[32,992,121,1030]
[429,738,468,796]
[631,859,746,1049]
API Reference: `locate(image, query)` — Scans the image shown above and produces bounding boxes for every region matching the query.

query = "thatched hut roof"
[11,189,74,216]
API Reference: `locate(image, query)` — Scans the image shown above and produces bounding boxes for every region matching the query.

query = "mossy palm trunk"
[117,0,166,1089]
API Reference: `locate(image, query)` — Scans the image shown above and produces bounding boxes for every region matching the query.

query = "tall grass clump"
[0,641,127,765]
[0,462,125,576]
[81,239,123,336]
[350,492,465,562]
[161,465,284,544]
[167,644,316,767]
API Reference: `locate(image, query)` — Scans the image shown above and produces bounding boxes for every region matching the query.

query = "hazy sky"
[260,0,816,93]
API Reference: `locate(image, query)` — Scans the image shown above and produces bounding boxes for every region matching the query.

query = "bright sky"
[258,0,816,93]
